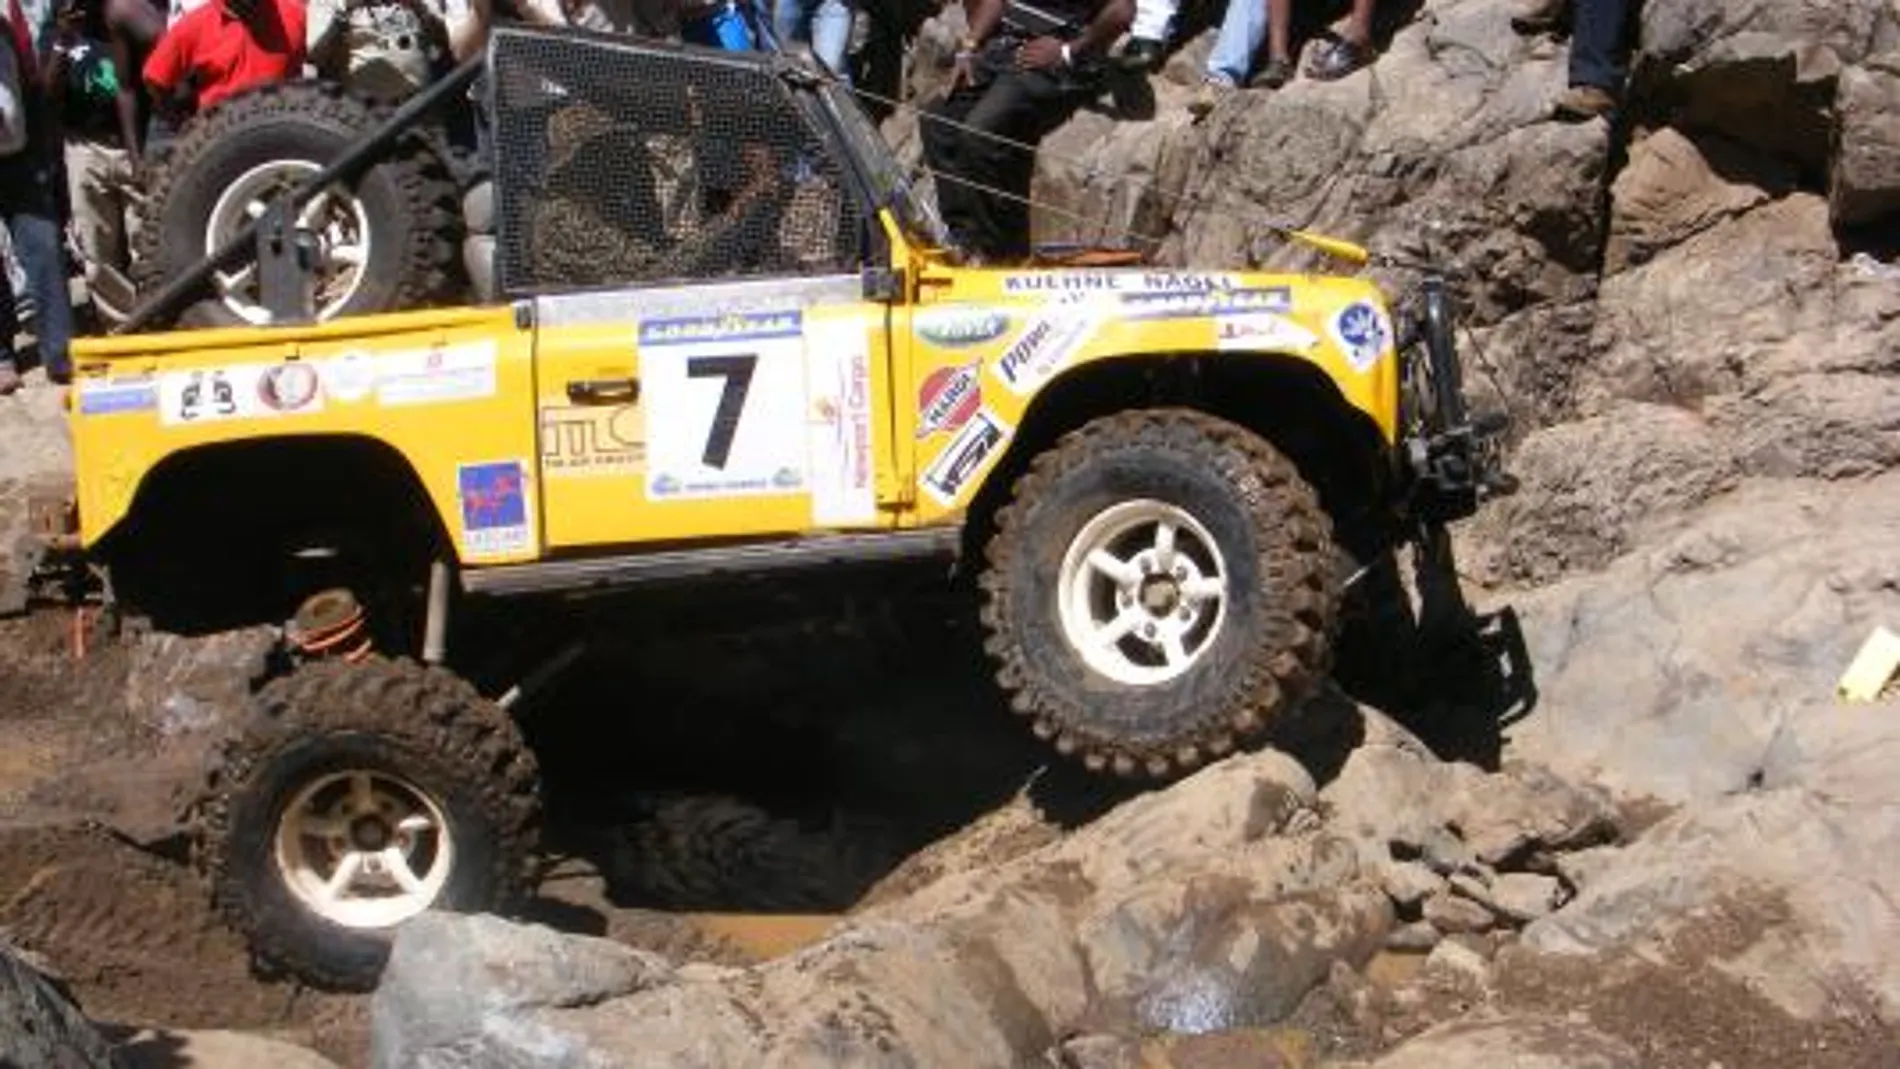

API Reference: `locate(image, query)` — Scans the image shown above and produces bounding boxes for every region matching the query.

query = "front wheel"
[979,409,1342,779]
[193,656,541,991]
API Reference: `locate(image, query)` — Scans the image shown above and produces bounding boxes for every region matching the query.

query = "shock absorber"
[286,588,373,663]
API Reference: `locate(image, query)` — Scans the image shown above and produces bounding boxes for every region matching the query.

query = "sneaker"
[1188,77,1234,119]
[1553,84,1616,120]
[1509,0,1567,33]
[1305,37,1372,82]
[1248,56,1294,89]
[0,361,19,396]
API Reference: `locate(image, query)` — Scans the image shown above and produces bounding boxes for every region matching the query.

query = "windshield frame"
[815,81,951,253]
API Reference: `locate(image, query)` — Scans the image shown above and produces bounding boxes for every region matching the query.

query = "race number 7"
[686,354,757,469]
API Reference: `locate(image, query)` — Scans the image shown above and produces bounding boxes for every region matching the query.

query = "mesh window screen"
[490,28,869,295]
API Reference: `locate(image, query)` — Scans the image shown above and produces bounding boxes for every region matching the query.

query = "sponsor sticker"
[1000,271,1242,295]
[638,310,803,347]
[915,307,1011,348]
[1330,301,1392,373]
[322,350,377,402]
[805,318,878,526]
[915,361,981,439]
[457,459,532,557]
[257,362,324,413]
[1215,313,1320,352]
[77,378,157,416]
[160,368,244,425]
[993,304,1097,396]
[377,342,498,407]
[540,404,645,477]
[1122,286,1294,320]
[922,407,1008,507]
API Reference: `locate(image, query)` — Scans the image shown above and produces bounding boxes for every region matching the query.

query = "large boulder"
[0,941,120,1069]
[1831,54,1900,228]
[1363,1012,1641,1068]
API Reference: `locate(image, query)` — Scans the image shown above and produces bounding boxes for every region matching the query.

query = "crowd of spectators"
[0,0,1634,391]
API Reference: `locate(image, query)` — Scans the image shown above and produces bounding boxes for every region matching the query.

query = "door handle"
[566,377,640,404]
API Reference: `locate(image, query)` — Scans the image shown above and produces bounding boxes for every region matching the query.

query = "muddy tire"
[979,408,1341,779]
[194,656,540,991]
[132,80,461,328]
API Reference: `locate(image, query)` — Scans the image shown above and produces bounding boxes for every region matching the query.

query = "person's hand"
[947,49,976,92]
[1016,35,1064,70]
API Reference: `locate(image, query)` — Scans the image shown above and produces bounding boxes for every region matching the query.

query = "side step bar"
[460,529,961,598]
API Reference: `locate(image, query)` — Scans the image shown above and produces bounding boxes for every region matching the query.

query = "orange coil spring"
[288,591,374,663]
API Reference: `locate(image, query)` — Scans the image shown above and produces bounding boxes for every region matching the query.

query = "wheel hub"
[204,160,373,325]
[1057,499,1231,687]
[274,769,453,931]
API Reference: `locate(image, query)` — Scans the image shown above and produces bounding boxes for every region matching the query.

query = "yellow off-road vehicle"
[37,26,1509,989]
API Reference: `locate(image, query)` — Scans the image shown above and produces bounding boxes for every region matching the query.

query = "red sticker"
[916,362,981,439]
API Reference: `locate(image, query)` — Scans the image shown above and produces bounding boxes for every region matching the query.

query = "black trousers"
[920,54,1090,262]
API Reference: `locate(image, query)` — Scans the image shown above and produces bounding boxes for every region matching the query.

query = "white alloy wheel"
[1056,498,1230,686]
[273,769,454,930]
[204,160,372,325]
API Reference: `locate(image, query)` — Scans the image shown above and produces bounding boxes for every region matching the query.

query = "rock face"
[0,941,119,1069]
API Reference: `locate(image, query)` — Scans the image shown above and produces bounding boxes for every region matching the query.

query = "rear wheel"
[193,656,541,991]
[133,80,462,327]
[979,409,1343,779]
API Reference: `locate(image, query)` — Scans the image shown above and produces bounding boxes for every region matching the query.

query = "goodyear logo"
[640,310,803,346]
[916,308,1011,348]
[1122,286,1293,318]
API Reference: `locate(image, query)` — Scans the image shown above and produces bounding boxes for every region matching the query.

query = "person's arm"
[141,18,190,120]
[947,0,999,90]
[448,0,486,60]
[1018,0,1128,68]
[105,0,161,162]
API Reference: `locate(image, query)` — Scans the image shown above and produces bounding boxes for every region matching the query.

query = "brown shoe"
[1509,0,1567,33]
[1553,84,1616,120]
[0,361,19,396]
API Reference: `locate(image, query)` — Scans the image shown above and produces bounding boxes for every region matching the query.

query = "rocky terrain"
[5,0,1900,1066]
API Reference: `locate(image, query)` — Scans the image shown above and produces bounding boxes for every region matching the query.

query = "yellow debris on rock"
[1838,626,1900,702]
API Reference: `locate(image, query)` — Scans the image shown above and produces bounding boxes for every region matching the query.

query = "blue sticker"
[457,460,530,555]
[1332,301,1390,372]
[78,381,158,415]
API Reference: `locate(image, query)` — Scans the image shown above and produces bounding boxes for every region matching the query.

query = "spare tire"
[133,80,463,328]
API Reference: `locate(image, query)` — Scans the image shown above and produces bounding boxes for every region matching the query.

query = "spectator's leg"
[686,2,758,50]
[1119,0,1177,71]
[1556,0,1627,119]
[1306,0,1376,81]
[950,69,1075,262]
[9,202,73,381]
[853,0,903,120]
[1190,0,1265,115]
[0,215,18,395]
[806,0,854,80]
[919,87,988,253]
[65,140,131,276]
[772,0,811,48]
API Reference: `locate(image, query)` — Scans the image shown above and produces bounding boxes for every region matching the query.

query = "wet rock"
[1366,1011,1641,1068]
[117,1029,341,1069]
[1422,892,1495,936]
[0,941,118,1069]
[1379,861,1445,911]
[1832,55,1900,228]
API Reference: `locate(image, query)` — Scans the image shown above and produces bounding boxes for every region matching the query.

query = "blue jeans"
[1570,0,1632,90]
[683,1,762,50]
[1204,0,1267,86]
[773,0,854,80]
[1,206,72,378]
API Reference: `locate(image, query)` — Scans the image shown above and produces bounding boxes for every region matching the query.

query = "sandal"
[1248,56,1294,89]
[1305,37,1372,81]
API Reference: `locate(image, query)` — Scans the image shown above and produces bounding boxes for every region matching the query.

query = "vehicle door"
[482,26,900,548]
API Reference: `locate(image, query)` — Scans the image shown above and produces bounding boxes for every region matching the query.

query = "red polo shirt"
[143,0,306,113]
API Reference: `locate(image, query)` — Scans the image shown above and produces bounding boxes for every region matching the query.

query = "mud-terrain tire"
[194,656,540,991]
[133,80,461,328]
[980,408,1341,779]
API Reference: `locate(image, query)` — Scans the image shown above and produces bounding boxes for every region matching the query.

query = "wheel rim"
[273,769,454,930]
[1056,499,1230,687]
[204,160,372,325]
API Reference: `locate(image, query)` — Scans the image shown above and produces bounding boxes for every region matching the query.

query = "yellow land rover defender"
[42,27,1509,989]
